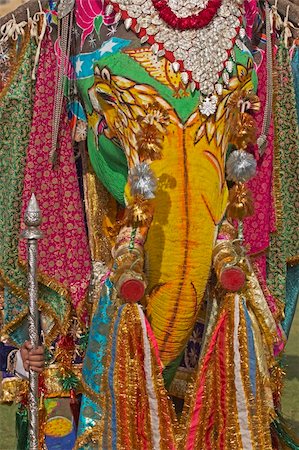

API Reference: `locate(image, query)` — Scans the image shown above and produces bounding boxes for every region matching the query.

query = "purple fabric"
[0,342,15,372]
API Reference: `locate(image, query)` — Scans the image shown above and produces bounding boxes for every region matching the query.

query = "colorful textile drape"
[18,32,92,325]
[77,279,177,450]
[282,45,299,336]
[0,33,74,344]
[0,36,34,299]
[243,23,275,280]
[267,38,299,305]
[182,282,276,450]
[77,272,278,449]
[0,35,38,341]
[291,45,299,117]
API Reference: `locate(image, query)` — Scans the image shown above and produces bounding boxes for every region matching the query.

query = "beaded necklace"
[152,0,221,30]
[108,0,245,111]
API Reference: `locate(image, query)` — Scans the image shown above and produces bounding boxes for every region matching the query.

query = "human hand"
[20,341,44,373]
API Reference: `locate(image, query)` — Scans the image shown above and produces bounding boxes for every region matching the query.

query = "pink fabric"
[18,33,91,324]
[243,49,276,274]
[54,38,75,79]
[244,0,258,40]
[75,0,115,49]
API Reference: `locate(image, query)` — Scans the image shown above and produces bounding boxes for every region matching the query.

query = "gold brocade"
[81,149,116,264]
[0,265,72,346]
[177,289,274,449]
[0,35,24,103]
[74,423,104,450]
[224,299,243,450]
[76,304,177,449]
[245,272,277,349]
[270,364,285,407]
[168,367,195,399]
[80,377,103,408]
[0,377,27,403]
[287,254,299,265]
[238,302,257,445]
[0,365,83,403]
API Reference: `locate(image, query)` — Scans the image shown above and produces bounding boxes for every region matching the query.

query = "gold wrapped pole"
[21,194,43,450]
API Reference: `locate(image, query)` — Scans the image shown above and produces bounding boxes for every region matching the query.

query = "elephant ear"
[88,128,128,207]
[126,48,185,94]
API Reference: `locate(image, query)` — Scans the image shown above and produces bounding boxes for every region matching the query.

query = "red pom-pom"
[220,267,246,292]
[120,279,145,303]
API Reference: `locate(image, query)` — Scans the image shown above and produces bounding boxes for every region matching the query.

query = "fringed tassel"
[182,289,275,450]
[16,404,29,450]
[80,303,176,450]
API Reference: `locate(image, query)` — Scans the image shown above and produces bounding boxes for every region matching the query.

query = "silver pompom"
[129,162,157,199]
[226,150,257,182]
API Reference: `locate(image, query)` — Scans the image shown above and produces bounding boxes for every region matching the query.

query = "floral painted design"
[75,0,116,49]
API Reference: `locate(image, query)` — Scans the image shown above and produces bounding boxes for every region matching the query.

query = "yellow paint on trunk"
[146,110,228,366]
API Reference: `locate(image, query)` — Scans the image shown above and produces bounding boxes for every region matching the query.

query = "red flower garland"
[152,0,222,30]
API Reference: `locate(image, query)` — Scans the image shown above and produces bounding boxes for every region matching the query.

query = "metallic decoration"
[166,0,211,17]
[111,0,242,96]
[199,94,218,116]
[57,0,75,19]
[226,150,257,182]
[226,182,254,220]
[50,1,74,163]
[21,194,43,450]
[257,1,273,155]
[129,162,157,199]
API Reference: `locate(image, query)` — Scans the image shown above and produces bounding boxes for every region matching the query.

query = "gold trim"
[0,377,27,403]
[19,256,72,304]
[287,254,299,266]
[168,367,195,399]
[0,265,72,345]
[18,257,89,330]
[80,376,103,407]
[74,422,104,449]
[0,32,29,102]
[0,365,83,403]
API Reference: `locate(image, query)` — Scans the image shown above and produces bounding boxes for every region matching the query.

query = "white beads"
[111,0,241,96]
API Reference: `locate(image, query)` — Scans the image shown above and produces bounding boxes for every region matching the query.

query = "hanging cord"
[257,1,273,156]
[269,0,283,32]
[50,0,75,165]
[0,4,46,78]
[281,5,299,48]
[30,5,47,80]
[0,14,27,42]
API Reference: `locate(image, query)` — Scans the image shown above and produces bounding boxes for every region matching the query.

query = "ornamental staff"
[21,194,43,450]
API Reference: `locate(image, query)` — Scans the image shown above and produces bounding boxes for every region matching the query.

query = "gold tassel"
[226,183,254,220]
